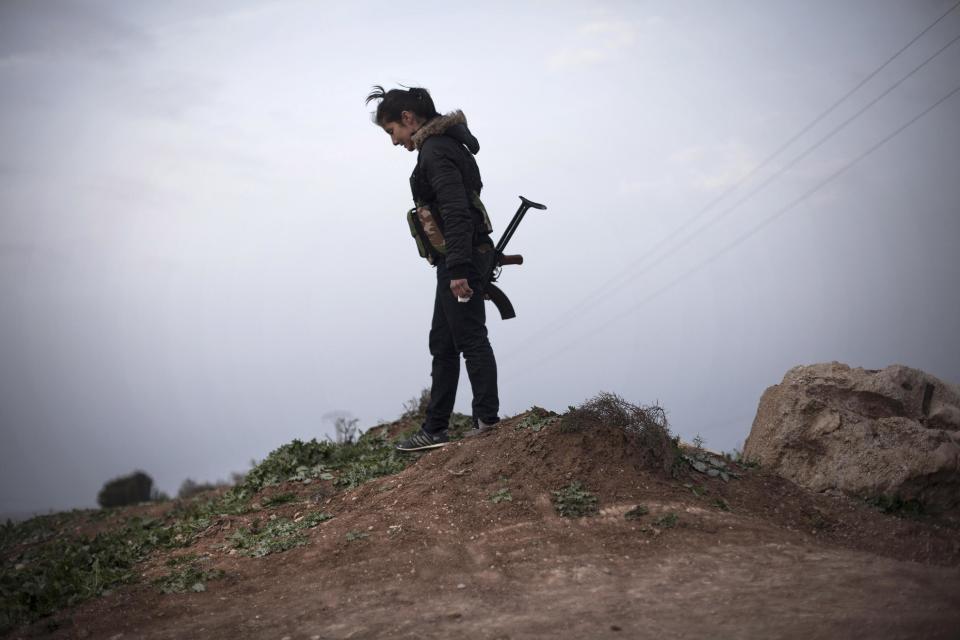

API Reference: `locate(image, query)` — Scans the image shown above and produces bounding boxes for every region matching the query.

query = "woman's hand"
[450,278,473,301]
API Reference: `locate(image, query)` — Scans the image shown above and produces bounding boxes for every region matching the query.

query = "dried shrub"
[401,388,431,421]
[560,392,680,474]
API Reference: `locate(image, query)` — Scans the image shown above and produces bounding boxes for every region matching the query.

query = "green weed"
[514,408,559,432]
[300,511,335,528]
[0,413,414,632]
[261,493,298,508]
[164,553,198,567]
[227,511,333,558]
[653,512,679,528]
[551,482,598,518]
[240,433,410,494]
[154,561,225,594]
[0,511,86,551]
[683,483,708,497]
[624,505,649,520]
[489,488,513,503]
[0,516,174,633]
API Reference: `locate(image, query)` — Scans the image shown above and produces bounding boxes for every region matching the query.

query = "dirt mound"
[9,407,960,639]
[343,409,960,565]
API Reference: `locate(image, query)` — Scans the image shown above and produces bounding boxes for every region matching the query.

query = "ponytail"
[365,85,440,125]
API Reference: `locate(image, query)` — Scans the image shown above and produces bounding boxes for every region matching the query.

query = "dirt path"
[319,545,960,640]
[33,506,960,639]
[36,542,960,639]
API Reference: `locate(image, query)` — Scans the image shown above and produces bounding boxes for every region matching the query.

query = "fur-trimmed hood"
[412,110,480,154]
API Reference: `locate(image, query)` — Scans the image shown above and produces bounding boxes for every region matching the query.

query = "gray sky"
[2,0,959,514]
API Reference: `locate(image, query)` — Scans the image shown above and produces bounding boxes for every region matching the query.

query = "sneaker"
[463,419,498,439]
[396,428,449,452]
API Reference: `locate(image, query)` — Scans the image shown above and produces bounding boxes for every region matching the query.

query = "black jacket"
[410,111,491,280]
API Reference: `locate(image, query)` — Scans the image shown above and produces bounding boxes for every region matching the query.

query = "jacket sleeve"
[422,139,473,280]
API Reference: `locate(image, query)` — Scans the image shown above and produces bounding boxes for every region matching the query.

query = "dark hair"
[365,85,440,125]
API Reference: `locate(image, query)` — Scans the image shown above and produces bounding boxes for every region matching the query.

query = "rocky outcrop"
[743,362,960,514]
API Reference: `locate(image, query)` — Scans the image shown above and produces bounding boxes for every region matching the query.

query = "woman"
[365,85,500,451]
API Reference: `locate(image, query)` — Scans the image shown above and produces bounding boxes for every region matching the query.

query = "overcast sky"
[2,0,959,515]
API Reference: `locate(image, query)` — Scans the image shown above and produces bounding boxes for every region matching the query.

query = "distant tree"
[335,416,359,444]
[97,470,155,508]
[323,410,359,444]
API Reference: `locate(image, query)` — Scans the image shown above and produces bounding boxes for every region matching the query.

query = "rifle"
[483,196,547,320]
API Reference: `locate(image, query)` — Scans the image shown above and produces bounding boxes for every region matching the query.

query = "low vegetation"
[3,392,697,634]
[261,492,298,508]
[227,512,333,558]
[713,498,731,512]
[155,555,225,594]
[653,512,679,528]
[1,515,173,633]
[513,407,559,432]
[552,482,599,518]
[238,431,408,495]
[0,422,411,634]
[624,505,649,520]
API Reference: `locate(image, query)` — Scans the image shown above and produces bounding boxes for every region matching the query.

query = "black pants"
[423,252,499,435]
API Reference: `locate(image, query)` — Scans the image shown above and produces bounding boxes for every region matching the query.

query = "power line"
[510,80,960,370]
[513,3,960,353]
[623,29,960,279]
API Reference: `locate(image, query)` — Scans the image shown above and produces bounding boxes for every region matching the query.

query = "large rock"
[743,362,960,513]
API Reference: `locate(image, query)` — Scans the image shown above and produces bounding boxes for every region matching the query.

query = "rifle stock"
[482,195,546,320]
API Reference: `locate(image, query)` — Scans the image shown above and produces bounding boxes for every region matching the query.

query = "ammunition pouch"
[406,191,492,265]
[407,204,445,265]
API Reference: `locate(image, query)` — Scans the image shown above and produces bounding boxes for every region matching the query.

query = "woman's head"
[366,85,440,151]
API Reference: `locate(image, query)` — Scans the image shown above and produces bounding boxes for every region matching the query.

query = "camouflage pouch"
[405,193,491,265]
[406,204,446,265]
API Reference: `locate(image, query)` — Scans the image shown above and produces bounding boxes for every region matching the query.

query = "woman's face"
[381,111,420,152]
